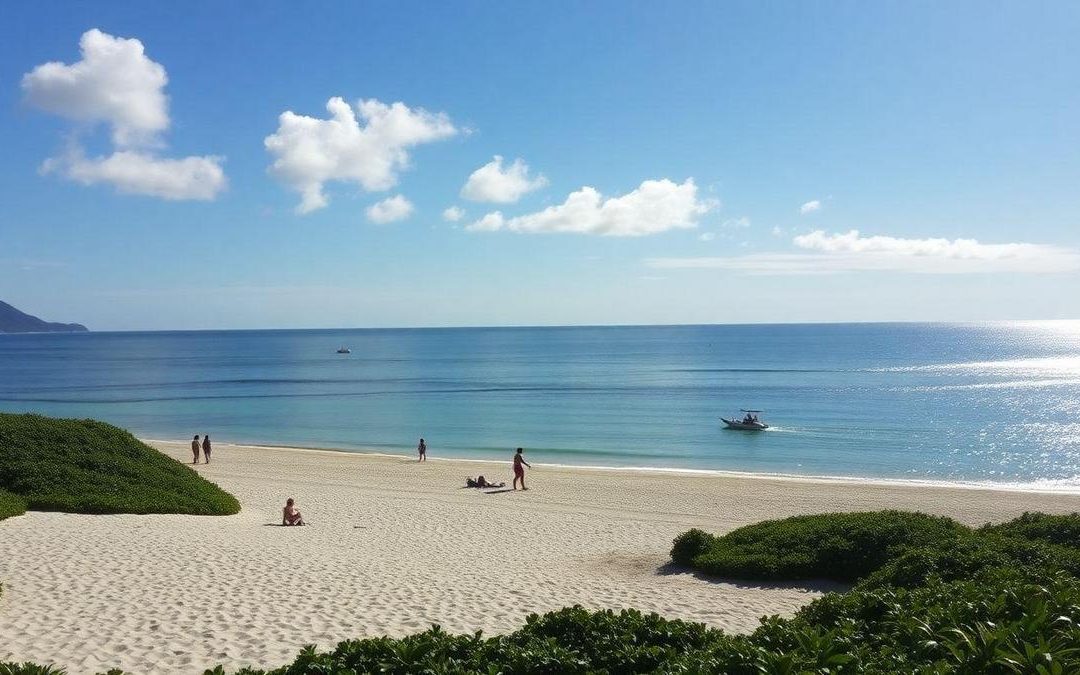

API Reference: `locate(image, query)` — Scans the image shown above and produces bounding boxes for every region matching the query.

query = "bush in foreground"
[981,510,1080,548]
[673,510,968,582]
[0,413,239,515]
[0,489,26,521]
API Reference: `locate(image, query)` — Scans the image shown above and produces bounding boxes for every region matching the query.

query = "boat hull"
[721,418,769,431]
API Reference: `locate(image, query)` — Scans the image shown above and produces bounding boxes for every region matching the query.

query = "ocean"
[2,322,1079,489]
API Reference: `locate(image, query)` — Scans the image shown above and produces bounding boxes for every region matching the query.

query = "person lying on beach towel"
[282,497,305,526]
[465,475,505,488]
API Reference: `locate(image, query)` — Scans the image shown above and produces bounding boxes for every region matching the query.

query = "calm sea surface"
[2,323,1080,488]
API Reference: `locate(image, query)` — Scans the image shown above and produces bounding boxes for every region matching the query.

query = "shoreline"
[144,437,1080,495]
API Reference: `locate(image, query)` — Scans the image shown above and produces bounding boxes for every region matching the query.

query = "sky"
[1,1,1079,330]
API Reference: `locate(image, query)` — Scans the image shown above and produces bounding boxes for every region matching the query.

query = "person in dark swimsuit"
[202,435,212,463]
[513,447,531,491]
[417,438,427,462]
[191,435,201,464]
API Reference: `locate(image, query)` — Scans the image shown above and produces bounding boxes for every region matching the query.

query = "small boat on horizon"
[336,346,351,354]
[722,409,769,430]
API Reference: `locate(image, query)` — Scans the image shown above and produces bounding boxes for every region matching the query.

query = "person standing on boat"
[513,447,531,491]
[417,437,427,462]
[191,435,201,464]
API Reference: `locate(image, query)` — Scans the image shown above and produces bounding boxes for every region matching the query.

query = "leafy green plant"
[676,510,968,582]
[0,413,239,515]
[0,489,26,521]
[981,511,1080,549]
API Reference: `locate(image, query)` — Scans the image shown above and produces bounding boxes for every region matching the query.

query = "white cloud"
[265,97,457,214]
[647,230,1080,275]
[800,200,822,215]
[699,232,716,242]
[460,155,547,203]
[42,148,226,201]
[467,178,714,237]
[366,194,414,224]
[771,226,785,237]
[23,29,227,201]
[442,205,465,222]
[465,212,506,232]
[722,217,751,229]
[22,29,168,147]
[792,229,1064,261]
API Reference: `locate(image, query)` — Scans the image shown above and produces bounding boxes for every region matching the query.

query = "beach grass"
[0,413,239,516]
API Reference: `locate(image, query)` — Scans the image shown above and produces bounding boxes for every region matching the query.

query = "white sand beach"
[2,441,1080,674]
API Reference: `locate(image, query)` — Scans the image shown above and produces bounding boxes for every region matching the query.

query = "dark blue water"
[2,323,1079,488]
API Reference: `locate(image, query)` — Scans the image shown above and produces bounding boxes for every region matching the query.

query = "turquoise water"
[2,323,1079,488]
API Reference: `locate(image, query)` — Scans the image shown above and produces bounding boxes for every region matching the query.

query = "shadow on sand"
[655,561,850,593]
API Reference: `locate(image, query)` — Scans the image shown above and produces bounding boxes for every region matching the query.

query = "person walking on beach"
[202,435,212,463]
[417,437,427,462]
[191,435,201,464]
[513,447,531,491]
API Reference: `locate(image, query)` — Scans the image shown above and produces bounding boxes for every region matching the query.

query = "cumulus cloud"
[22,29,227,201]
[22,29,168,147]
[366,194,414,224]
[460,155,548,203]
[800,200,822,215]
[42,148,226,201]
[722,217,751,229]
[467,178,714,237]
[647,230,1080,275]
[265,97,456,213]
[699,232,717,242]
[442,205,465,222]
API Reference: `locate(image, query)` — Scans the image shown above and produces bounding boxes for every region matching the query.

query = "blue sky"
[2,2,1079,330]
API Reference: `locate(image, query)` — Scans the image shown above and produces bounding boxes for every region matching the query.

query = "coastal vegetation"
[3,509,1077,673]
[0,413,239,515]
[0,489,26,521]
[670,510,967,582]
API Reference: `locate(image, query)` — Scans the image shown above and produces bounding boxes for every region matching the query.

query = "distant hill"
[0,300,88,333]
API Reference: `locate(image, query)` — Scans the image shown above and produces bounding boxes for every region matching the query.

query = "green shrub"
[670,527,716,566]
[860,533,1080,590]
[0,413,239,516]
[982,511,1080,549]
[0,664,67,675]
[0,489,26,521]
[677,510,968,582]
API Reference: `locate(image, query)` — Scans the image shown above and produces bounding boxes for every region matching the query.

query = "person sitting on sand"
[191,434,201,464]
[282,498,305,526]
[513,447,531,491]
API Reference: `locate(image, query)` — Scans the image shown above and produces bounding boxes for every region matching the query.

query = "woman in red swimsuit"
[513,447,531,491]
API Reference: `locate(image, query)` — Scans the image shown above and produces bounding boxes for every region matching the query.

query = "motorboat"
[336,346,351,354]
[722,409,768,430]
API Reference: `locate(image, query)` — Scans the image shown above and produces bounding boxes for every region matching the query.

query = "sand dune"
[2,441,1079,674]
